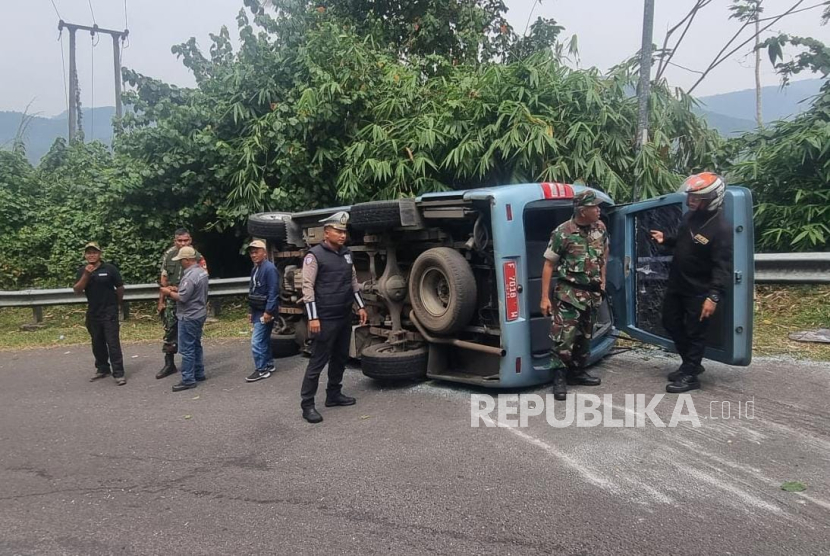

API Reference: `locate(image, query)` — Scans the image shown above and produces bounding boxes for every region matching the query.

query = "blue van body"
[415,183,755,388]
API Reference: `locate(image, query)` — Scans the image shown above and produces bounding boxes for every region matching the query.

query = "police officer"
[156,228,206,380]
[300,211,368,423]
[540,190,608,401]
[73,242,127,386]
[650,172,732,393]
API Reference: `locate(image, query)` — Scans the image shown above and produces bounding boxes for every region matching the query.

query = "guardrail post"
[209,298,222,318]
[20,306,46,331]
[120,302,130,322]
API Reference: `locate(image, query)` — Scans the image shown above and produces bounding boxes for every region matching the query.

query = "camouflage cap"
[320,211,349,231]
[574,189,601,207]
[83,241,102,252]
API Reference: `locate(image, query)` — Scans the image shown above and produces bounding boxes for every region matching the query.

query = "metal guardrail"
[0,278,249,324]
[0,254,826,323]
[754,253,830,284]
[0,278,249,308]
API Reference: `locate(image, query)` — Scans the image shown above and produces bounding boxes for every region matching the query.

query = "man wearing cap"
[540,189,608,401]
[246,239,280,383]
[299,211,368,423]
[73,242,127,385]
[155,228,207,380]
[159,246,210,392]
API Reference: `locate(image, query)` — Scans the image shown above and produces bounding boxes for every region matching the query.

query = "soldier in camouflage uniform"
[156,228,206,379]
[540,189,609,400]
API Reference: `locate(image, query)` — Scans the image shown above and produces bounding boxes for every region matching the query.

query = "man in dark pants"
[300,211,368,424]
[650,172,732,393]
[73,242,127,386]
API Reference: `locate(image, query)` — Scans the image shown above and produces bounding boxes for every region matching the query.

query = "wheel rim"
[263,214,286,222]
[419,267,451,318]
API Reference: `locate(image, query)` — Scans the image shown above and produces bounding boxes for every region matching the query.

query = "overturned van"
[247,183,754,388]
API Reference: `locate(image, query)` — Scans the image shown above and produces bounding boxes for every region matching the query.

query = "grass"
[1,287,828,360]
[753,285,830,361]
[0,296,254,351]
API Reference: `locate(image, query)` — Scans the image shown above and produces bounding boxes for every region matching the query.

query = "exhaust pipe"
[409,311,505,357]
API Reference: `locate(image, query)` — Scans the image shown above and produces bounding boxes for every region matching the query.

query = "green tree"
[729,33,829,251]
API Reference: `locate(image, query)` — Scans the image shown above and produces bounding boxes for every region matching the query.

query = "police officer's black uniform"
[300,212,365,423]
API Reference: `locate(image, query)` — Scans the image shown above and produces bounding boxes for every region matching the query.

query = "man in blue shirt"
[246,239,280,382]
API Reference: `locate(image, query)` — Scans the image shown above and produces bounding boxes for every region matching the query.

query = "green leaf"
[780,481,806,492]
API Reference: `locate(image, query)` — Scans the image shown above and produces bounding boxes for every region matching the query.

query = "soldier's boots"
[155,353,178,380]
[666,373,701,394]
[325,392,356,407]
[667,364,704,382]
[552,367,567,401]
[566,368,601,386]
[302,406,323,424]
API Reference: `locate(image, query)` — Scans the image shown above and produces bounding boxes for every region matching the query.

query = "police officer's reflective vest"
[310,243,354,320]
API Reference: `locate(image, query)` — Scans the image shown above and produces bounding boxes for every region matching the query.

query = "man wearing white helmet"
[650,172,732,393]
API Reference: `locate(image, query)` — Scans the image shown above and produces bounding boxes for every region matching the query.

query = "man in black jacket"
[650,173,732,393]
[299,211,368,423]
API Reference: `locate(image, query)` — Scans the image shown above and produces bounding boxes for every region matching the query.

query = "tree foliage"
[4,0,825,290]
[730,35,829,251]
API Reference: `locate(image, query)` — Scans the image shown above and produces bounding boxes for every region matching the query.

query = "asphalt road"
[1,340,829,555]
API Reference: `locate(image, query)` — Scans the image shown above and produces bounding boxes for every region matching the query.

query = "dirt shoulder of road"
[1,287,828,360]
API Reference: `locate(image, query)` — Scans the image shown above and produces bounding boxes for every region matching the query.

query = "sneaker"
[115,376,127,386]
[246,369,271,382]
[89,371,110,382]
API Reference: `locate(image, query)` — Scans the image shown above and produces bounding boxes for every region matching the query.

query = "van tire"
[270,333,300,358]
[409,247,477,335]
[361,343,428,381]
[248,212,291,243]
[350,201,402,231]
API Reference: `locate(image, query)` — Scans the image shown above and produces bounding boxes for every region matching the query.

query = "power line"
[49,0,62,19]
[87,0,96,25]
[124,0,129,29]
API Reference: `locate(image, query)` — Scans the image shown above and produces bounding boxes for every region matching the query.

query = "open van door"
[606,187,754,366]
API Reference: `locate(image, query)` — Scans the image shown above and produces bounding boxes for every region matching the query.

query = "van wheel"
[409,247,477,335]
[360,343,428,381]
[350,201,402,231]
[270,333,300,358]
[248,212,292,243]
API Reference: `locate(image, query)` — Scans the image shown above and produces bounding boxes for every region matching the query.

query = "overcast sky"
[0,0,826,117]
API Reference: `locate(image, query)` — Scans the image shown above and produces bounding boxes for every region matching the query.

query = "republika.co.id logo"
[471,394,756,428]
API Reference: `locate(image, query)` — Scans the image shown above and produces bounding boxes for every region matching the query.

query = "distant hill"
[0,78,824,163]
[696,110,757,137]
[0,107,115,164]
[696,78,823,136]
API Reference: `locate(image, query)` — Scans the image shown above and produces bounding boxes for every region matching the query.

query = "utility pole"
[67,25,77,142]
[58,21,129,141]
[633,0,655,202]
[754,9,763,128]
